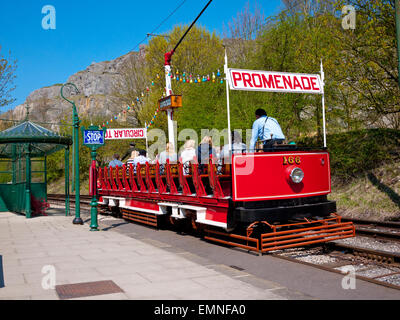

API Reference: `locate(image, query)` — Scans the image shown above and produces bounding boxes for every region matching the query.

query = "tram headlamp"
[290,167,304,184]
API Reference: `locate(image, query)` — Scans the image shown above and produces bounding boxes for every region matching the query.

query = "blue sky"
[0,0,283,112]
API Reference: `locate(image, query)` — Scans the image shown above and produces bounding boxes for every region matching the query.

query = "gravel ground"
[335,264,400,287]
[356,266,398,278]
[295,254,338,265]
[379,274,400,286]
[334,236,400,254]
[334,264,372,273]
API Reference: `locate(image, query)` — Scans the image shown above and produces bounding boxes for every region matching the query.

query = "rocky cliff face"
[1,47,145,130]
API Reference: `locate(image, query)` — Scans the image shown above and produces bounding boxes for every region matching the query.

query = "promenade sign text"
[228,68,323,94]
[105,128,147,140]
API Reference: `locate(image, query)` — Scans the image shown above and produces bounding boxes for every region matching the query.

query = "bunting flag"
[171,69,224,84]
[146,105,161,130]
[101,67,225,128]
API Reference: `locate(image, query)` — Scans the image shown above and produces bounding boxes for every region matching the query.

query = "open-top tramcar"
[95,142,355,253]
[94,44,355,253]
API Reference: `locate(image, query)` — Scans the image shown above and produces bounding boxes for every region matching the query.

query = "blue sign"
[84,130,104,145]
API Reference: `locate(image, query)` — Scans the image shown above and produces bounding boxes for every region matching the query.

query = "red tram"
[95,49,355,253]
[96,145,355,253]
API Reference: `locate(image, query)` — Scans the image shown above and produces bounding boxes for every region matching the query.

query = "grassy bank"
[298,128,400,221]
[330,161,400,221]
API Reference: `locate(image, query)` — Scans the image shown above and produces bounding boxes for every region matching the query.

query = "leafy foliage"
[298,128,400,181]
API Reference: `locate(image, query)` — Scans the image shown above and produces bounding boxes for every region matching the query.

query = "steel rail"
[341,217,400,229]
[324,242,400,265]
[340,217,400,242]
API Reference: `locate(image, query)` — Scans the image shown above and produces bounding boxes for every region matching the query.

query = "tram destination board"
[83,130,105,146]
[158,95,182,111]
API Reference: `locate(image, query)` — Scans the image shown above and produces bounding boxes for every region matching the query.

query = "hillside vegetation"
[298,129,400,220]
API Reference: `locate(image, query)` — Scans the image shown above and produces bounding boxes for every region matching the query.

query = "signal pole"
[164,50,176,150]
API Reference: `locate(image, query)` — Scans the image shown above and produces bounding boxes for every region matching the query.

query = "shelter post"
[11,144,16,184]
[25,143,31,219]
[65,146,70,216]
[44,156,47,198]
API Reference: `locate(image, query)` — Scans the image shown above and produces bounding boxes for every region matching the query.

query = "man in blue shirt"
[109,154,124,168]
[132,149,150,174]
[250,109,285,152]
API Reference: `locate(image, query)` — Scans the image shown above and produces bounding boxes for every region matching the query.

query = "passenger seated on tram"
[250,108,285,152]
[109,154,123,168]
[180,139,196,175]
[126,151,139,171]
[132,149,150,174]
[219,131,247,164]
[157,142,177,164]
[196,136,217,174]
[121,142,137,161]
[157,142,178,175]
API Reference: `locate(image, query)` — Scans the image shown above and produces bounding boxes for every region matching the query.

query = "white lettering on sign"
[105,128,147,140]
[228,68,323,94]
[85,131,103,144]
[159,97,172,109]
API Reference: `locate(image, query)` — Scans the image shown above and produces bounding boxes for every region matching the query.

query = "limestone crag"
[1,48,144,130]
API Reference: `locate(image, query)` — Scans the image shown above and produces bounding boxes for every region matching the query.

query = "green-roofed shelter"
[0,120,72,218]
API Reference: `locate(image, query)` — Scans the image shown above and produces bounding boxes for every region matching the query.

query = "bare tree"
[0,47,17,108]
[223,1,265,66]
[111,49,147,126]
[282,0,335,16]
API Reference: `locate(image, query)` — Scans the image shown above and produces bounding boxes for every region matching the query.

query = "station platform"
[0,210,294,300]
[0,210,400,300]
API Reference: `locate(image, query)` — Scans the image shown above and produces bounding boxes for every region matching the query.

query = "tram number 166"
[283,156,301,165]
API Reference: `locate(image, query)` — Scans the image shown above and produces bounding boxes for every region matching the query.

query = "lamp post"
[81,125,106,231]
[60,83,83,225]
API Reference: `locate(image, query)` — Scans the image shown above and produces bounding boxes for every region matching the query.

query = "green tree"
[332,0,400,129]
[137,25,225,139]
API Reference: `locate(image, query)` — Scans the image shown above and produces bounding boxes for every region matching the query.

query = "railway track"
[46,194,400,290]
[48,194,400,242]
[269,217,400,290]
[342,217,400,242]
[47,194,92,208]
[271,241,400,290]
